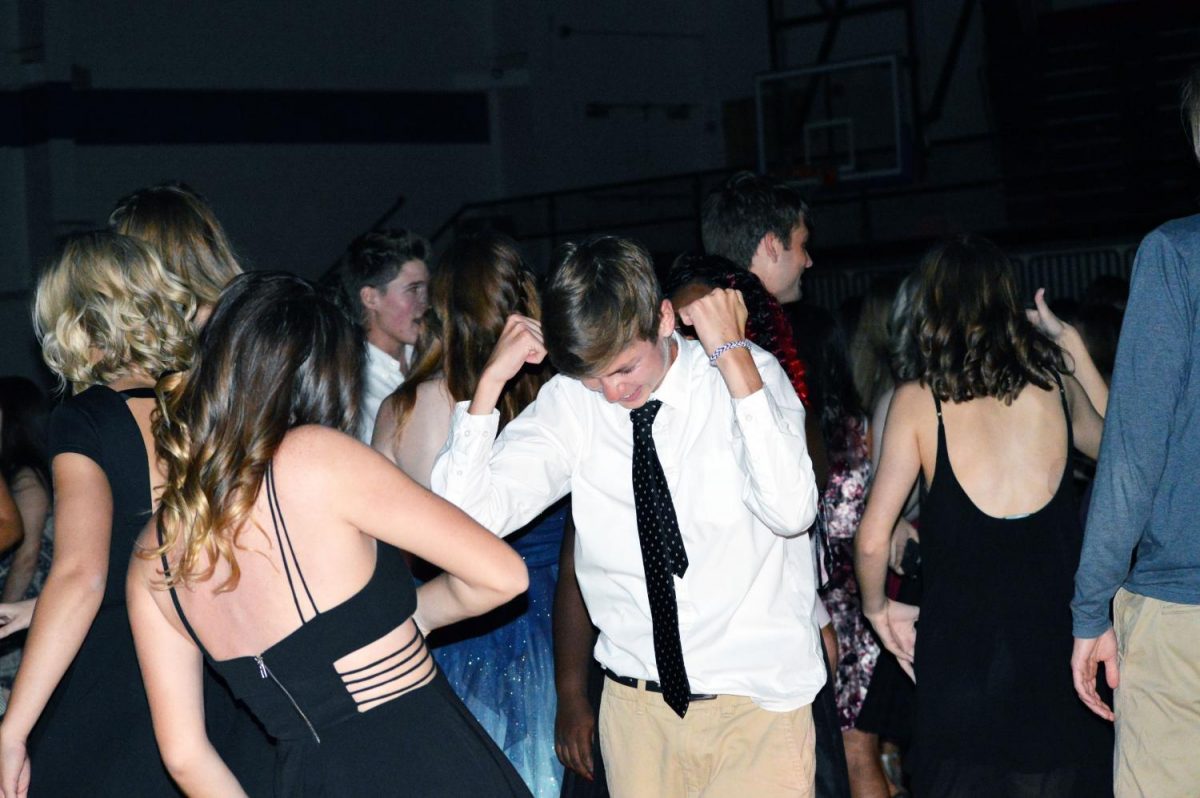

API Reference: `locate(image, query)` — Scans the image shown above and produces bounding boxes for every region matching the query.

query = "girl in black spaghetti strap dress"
[910,376,1112,796]
[855,236,1113,798]
[127,272,532,796]
[0,232,271,796]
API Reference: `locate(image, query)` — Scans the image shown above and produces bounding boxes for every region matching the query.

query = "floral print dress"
[818,412,880,730]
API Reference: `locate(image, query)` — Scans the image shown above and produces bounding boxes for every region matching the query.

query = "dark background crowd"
[0,3,1197,797]
[3,0,1197,384]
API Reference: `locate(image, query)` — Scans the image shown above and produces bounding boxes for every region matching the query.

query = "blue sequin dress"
[433,501,568,798]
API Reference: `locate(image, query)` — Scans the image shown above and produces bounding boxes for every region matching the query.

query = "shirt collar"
[649,333,699,412]
[366,341,406,374]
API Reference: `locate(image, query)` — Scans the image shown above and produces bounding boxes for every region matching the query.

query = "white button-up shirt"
[432,335,824,710]
[358,342,412,445]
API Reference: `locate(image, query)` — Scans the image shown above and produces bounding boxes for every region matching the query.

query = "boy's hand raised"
[677,288,748,357]
[677,289,762,399]
[470,314,546,415]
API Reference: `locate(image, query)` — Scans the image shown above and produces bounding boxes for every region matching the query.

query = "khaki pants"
[598,677,815,798]
[1113,588,1200,798]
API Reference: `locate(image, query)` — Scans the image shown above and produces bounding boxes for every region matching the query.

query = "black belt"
[602,668,718,701]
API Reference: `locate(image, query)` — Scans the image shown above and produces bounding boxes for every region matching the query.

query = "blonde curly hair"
[34,231,196,393]
[109,182,243,310]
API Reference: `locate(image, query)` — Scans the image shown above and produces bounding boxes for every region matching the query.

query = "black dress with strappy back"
[30,386,274,796]
[162,464,531,797]
[910,376,1112,797]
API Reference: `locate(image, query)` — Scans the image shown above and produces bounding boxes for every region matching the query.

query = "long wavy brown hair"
[385,231,547,437]
[912,235,1065,404]
[150,272,363,590]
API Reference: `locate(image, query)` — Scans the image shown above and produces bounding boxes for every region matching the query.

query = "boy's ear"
[757,232,781,263]
[360,285,378,311]
[658,299,676,338]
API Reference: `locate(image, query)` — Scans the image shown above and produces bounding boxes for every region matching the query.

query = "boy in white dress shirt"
[432,236,822,797]
[336,228,430,444]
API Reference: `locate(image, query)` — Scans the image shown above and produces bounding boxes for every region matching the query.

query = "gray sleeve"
[1071,228,1192,637]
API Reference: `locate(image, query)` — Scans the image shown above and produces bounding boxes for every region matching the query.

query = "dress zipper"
[255,655,321,744]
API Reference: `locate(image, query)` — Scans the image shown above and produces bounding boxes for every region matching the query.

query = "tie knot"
[630,399,662,426]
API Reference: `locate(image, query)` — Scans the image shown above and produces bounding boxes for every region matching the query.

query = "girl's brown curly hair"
[912,235,1066,405]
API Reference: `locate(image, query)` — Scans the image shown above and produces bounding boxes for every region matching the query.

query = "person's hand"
[1026,287,1071,342]
[480,314,546,385]
[471,314,546,415]
[0,727,30,798]
[888,518,919,575]
[1071,629,1118,722]
[554,693,596,781]
[0,601,34,641]
[866,600,919,682]
[677,288,748,358]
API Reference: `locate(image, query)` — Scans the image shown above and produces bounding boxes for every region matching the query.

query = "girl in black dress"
[0,232,196,796]
[855,235,1113,797]
[128,272,532,796]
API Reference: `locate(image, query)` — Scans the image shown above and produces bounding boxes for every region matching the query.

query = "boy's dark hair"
[701,172,810,270]
[337,228,430,325]
[542,236,662,378]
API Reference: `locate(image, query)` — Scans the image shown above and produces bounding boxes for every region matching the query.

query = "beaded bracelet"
[708,338,751,366]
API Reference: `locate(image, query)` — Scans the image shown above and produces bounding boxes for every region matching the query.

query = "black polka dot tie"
[630,399,692,718]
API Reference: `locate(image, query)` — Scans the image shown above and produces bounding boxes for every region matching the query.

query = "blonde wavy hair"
[151,272,362,590]
[109,182,243,309]
[34,231,195,393]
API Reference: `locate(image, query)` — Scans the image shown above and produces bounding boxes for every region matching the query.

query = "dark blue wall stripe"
[0,83,489,146]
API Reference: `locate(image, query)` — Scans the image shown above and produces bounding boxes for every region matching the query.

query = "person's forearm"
[855,527,891,616]
[433,394,573,540]
[1072,512,1142,637]
[162,744,247,798]
[553,521,596,700]
[468,373,506,416]
[414,569,524,633]
[1060,327,1108,416]
[1,568,105,739]
[0,556,37,604]
[1,537,42,603]
[713,348,764,399]
[734,389,818,535]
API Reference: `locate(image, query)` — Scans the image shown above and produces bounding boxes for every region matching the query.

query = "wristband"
[708,339,751,366]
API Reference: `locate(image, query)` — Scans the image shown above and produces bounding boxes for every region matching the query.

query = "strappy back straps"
[156,516,214,660]
[932,390,944,423]
[266,462,320,623]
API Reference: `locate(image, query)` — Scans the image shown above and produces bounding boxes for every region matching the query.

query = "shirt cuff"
[447,401,499,455]
[1071,614,1113,639]
[433,401,500,493]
